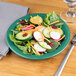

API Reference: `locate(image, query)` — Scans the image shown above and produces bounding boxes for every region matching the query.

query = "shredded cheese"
[50,20,59,25]
[38,37,44,41]
[30,43,40,55]
[47,26,50,31]
[31,42,38,45]
[30,16,41,25]
[44,37,51,43]
[58,35,65,41]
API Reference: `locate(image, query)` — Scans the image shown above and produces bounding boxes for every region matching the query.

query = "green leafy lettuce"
[14,43,28,54]
[42,11,64,27]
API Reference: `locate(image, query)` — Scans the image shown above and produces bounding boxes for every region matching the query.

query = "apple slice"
[50,31,61,41]
[33,31,44,42]
[34,44,46,53]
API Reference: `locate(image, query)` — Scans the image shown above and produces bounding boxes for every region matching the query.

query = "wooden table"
[0,0,76,76]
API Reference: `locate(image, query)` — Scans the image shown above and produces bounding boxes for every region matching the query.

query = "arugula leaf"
[45,18,50,24]
[46,12,51,20]
[9,34,23,44]
[45,12,51,25]
[31,48,40,56]
[11,30,20,34]
[41,21,49,27]
[29,47,34,54]
[41,12,51,26]
[14,43,28,54]
[26,41,31,52]
[16,24,23,30]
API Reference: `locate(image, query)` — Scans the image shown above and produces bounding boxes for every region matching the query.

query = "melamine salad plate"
[6,12,71,60]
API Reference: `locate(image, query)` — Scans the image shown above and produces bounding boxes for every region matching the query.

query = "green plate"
[6,13,71,60]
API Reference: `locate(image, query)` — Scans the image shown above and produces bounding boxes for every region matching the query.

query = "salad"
[9,11,65,56]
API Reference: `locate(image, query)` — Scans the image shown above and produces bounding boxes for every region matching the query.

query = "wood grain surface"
[0,0,76,76]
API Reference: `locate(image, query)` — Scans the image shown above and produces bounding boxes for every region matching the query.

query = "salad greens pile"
[42,11,64,28]
[9,11,65,55]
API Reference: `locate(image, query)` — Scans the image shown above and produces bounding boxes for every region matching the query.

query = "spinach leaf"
[9,34,28,54]
[41,21,49,27]
[14,43,28,54]
[47,39,60,52]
